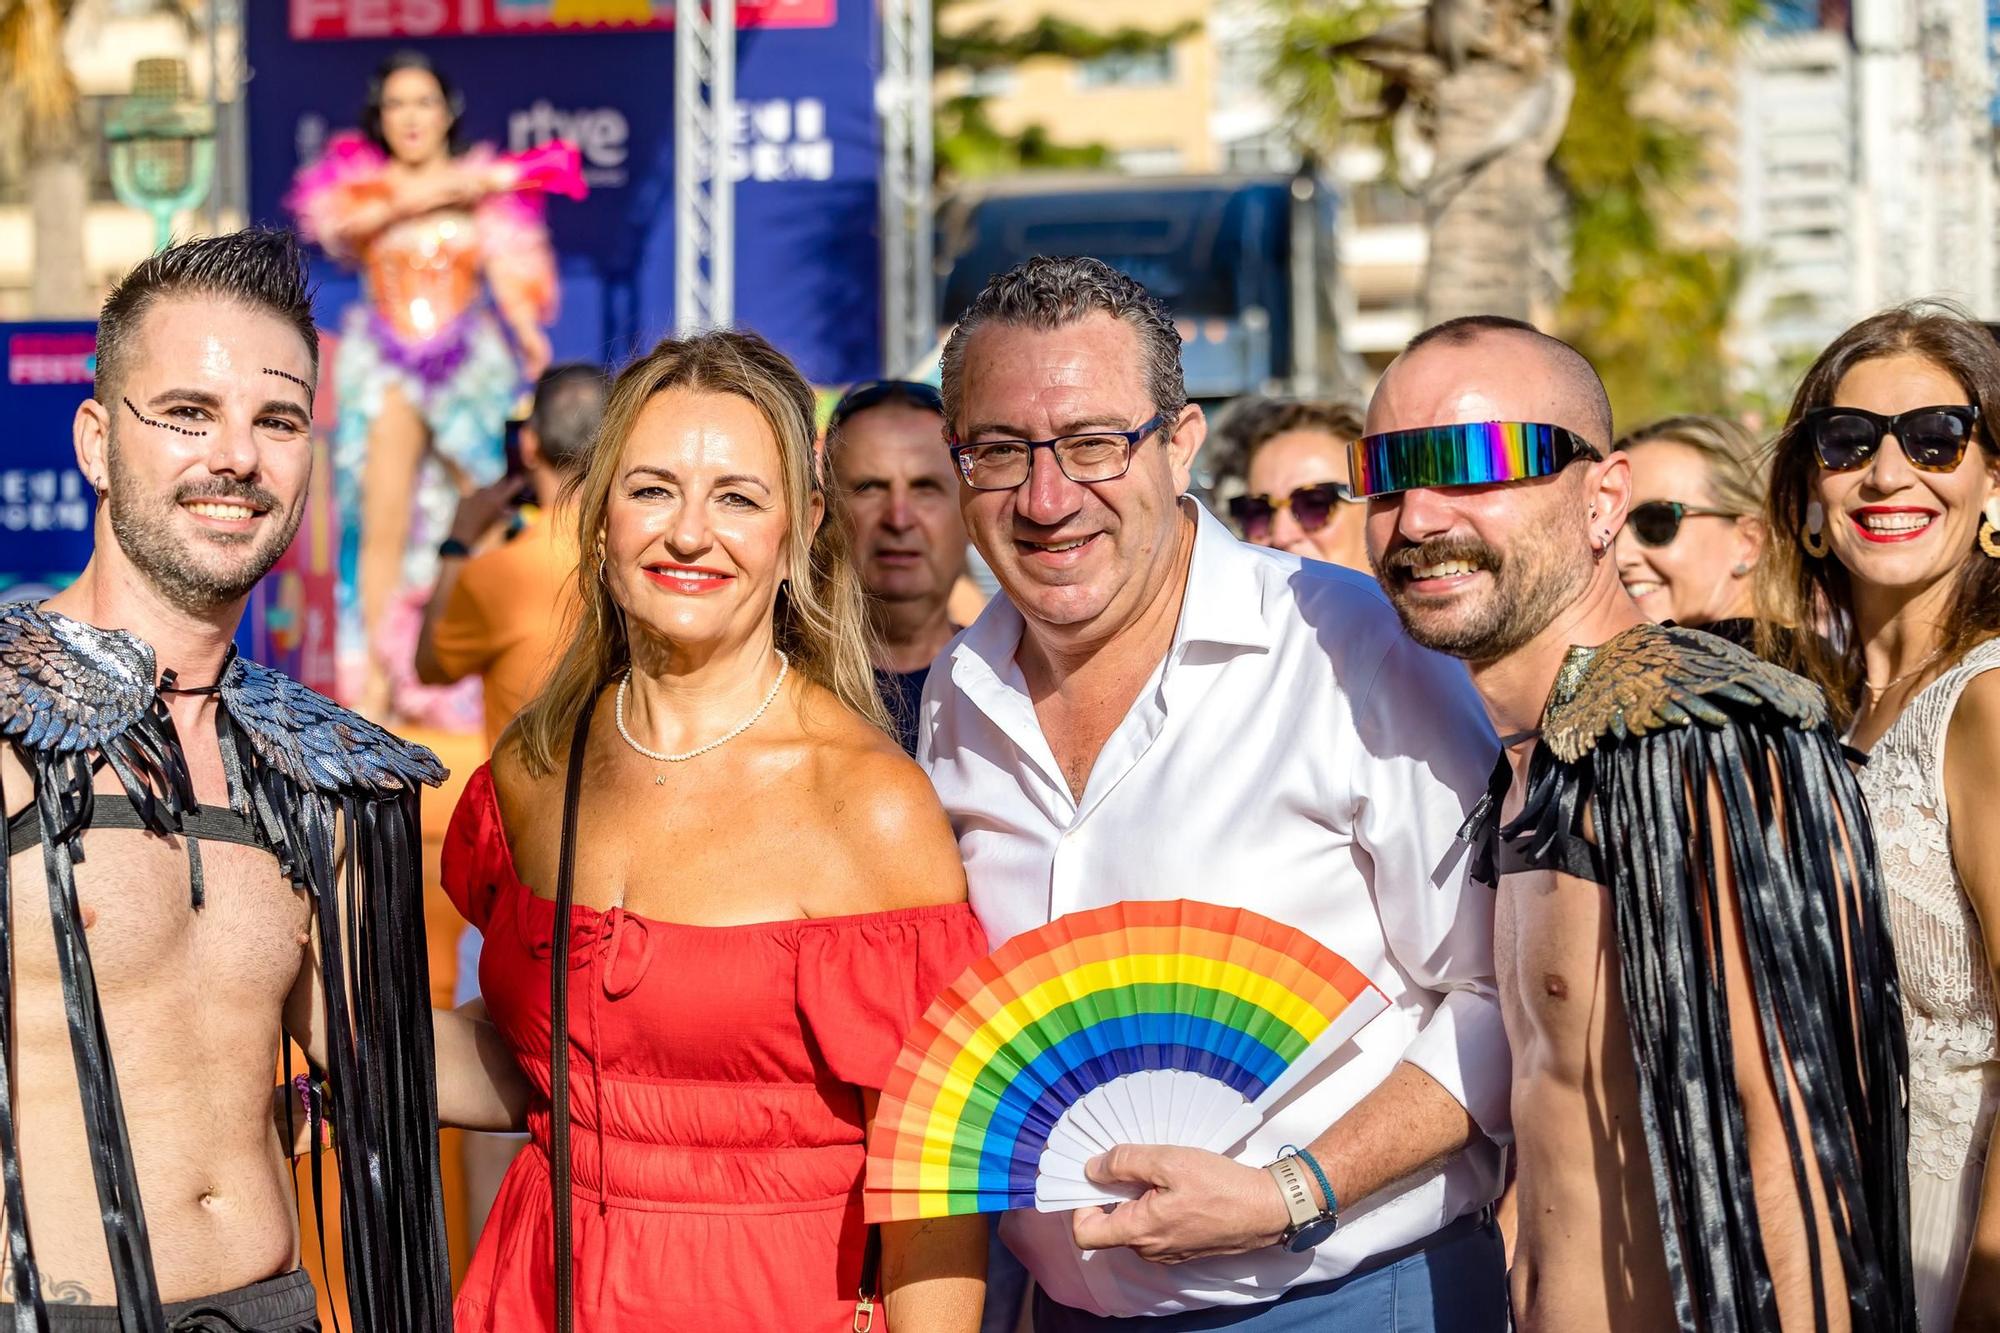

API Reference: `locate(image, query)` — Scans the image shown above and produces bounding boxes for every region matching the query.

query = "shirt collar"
[948,497,1273,689]
[1177,499,1276,655]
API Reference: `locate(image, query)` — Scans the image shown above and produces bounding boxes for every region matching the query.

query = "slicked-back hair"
[529,362,608,476]
[1213,396,1366,488]
[1404,314,1614,449]
[939,255,1187,435]
[362,49,464,156]
[94,227,319,403]
[1756,301,2000,726]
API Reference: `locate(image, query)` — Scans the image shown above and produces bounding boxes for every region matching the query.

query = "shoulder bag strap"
[550,706,592,1333]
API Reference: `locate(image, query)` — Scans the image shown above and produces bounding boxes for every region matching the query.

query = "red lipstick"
[1848,505,1938,544]
[642,562,733,595]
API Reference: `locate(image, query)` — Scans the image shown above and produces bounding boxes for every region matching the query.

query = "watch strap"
[1266,1157,1320,1232]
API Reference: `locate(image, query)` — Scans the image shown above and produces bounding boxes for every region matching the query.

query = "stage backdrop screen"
[246,1,883,384]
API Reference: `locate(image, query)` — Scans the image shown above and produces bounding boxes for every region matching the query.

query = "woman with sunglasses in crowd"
[1611,415,1768,646]
[1218,398,1371,571]
[1761,303,2000,1330]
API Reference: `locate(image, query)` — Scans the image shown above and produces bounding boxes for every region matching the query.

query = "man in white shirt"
[919,256,1510,1331]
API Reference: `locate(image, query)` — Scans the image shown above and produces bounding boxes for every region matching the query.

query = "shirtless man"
[0,229,521,1331]
[1357,316,1915,1332]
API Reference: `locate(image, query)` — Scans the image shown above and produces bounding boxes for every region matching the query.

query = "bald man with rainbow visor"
[1356,315,1917,1333]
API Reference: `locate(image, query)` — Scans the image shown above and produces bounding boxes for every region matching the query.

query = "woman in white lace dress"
[1758,303,2000,1329]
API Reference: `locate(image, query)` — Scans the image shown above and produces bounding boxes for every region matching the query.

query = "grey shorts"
[38,1269,319,1332]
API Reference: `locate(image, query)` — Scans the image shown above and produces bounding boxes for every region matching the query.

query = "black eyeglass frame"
[948,412,1171,491]
[1226,480,1359,539]
[1625,499,1741,548]
[1800,403,1982,474]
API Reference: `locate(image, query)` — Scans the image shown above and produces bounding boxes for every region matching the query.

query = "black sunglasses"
[1626,500,1739,548]
[1227,481,1357,542]
[827,380,944,435]
[1801,403,1980,473]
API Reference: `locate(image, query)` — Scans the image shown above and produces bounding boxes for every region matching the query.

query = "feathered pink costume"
[288,134,585,728]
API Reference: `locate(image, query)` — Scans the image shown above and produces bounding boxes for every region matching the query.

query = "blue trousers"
[1032,1213,1507,1333]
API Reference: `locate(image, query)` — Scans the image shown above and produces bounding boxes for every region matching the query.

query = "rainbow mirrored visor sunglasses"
[1349,421,1601,497]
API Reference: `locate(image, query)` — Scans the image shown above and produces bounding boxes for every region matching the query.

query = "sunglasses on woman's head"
[1801,403,1980,473]
[1227,480,1356,542]
[1626,500,1739,548]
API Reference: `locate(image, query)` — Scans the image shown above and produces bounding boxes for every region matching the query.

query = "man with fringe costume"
[1356,316,1916,1332]
[0,229,454,1333]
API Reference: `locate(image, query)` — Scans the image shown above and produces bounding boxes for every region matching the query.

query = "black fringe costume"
[0,603,450,1333]
[1466,622,1917,1332]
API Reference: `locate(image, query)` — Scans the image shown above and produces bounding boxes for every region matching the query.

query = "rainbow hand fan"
[864,899,1388,1221]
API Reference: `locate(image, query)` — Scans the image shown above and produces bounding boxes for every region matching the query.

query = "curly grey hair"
[939,255,1188,435]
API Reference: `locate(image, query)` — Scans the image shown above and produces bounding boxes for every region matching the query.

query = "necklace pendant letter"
[654,773,665,786]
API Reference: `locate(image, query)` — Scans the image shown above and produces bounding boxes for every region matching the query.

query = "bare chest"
[1494,869,1623,1080]
[9,830,311,1004]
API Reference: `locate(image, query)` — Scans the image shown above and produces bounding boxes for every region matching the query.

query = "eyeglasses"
[1801,403,1980,473]
[827,380,944,436]
[1349,421,1600,497]
[1227,481,1357,542]
[1626,500,1739,548]
[949,413,1169,491]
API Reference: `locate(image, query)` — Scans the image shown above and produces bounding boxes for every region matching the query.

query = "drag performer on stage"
[0,230,523,1333]
[1357,316,1916,1332]
[288,50,584,725]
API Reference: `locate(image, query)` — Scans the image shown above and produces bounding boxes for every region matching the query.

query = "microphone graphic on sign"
[106,58,215,252]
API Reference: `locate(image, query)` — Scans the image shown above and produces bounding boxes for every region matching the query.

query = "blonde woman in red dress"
[441,329,988,1330]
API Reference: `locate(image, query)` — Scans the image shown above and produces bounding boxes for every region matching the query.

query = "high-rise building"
[1852,0,1999,315]
[1733,23,1863,389]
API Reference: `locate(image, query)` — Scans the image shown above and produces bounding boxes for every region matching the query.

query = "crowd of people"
[2,198,1998,1333]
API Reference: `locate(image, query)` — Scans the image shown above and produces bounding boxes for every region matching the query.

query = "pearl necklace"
[615,653,789,775]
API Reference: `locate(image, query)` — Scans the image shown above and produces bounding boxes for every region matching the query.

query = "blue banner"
[0,324,98,603]
[245,6,885,382]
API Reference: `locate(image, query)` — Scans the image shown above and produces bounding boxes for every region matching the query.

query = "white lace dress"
[1856,635,2000,1329]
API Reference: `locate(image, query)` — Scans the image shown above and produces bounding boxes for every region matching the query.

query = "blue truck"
[934,170,1343,406]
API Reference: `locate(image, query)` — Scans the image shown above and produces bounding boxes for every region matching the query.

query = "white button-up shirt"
[918,502,1509,1318]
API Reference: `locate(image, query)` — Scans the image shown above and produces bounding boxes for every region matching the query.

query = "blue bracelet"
[1280,1144,1337,1218]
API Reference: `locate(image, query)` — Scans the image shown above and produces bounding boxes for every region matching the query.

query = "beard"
[1374,526,1591,665]
[105,439,299,614]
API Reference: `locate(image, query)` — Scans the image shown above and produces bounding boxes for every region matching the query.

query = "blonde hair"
[508,330,887,776]
[1612,414,1770,519]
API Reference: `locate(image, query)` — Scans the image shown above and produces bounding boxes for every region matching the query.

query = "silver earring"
[1732,562,1751,577]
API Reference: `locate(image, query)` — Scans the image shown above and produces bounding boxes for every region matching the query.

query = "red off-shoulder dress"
[442,764,988,1331]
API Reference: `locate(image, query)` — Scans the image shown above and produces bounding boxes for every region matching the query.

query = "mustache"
[1380,535,1503,578]
[174,478,279,512]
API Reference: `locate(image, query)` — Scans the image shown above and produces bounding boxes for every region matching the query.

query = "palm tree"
[1,0,90,315]
[1,0,199,316]
[1278,0,1573,324]
[1275,0,1757,424]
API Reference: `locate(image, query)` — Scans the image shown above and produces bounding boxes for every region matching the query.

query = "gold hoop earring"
[1803,501,1830,559]
[1981,497,2000,559]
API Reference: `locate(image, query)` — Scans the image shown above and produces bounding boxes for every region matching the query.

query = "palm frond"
[0,0,79,139]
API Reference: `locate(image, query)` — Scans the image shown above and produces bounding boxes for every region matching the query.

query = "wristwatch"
[1266,1147,1338,1253]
